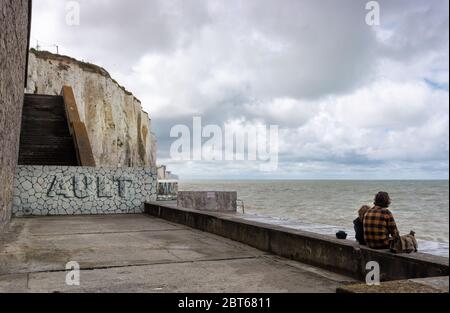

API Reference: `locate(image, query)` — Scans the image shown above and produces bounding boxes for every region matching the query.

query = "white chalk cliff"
[26,49,157,168]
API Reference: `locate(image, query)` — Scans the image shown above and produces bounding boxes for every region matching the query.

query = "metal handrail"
[236,199,245,214]
[61,86,96,167]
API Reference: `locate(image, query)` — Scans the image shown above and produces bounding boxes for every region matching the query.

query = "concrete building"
[0,0,31,232]
[157,165,179,180]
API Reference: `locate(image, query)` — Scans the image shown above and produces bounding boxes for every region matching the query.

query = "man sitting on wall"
[363,192,400,249]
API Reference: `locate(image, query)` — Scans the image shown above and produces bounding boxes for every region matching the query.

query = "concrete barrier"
[145,202,449,281]
[177,191,237,212]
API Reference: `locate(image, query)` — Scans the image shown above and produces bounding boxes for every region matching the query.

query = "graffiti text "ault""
[47,174,133,199]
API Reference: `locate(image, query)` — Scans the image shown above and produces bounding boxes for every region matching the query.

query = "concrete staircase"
[18,94,79,166]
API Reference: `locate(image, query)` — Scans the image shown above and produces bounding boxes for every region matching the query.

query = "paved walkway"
[0,215,355,293]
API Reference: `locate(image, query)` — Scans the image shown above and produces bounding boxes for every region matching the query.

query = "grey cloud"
[377,0,449,59]
[31,0,449,179]
[41,0,380,96]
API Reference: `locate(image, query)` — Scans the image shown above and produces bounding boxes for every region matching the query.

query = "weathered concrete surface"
[26,49,157,168]
[0,0,30,232]
[0,215,355,293]
[337,276,449,293]
[145,203,449,282]
[13,166,157,216]
[178,191,237,212]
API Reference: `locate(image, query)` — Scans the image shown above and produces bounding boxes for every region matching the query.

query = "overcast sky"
[31,0,449,180]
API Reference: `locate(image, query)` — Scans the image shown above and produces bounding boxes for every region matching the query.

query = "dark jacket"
[353,217,366,245]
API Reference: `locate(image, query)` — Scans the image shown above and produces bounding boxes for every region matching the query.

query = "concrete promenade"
[0,215,356,293]
[145,203,449,282]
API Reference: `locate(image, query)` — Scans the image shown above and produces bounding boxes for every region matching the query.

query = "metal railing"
[236,199,245,214]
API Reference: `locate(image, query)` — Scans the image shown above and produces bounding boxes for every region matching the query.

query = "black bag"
[336,231,348,240]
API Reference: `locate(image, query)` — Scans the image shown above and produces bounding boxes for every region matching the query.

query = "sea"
[179,180,449,257]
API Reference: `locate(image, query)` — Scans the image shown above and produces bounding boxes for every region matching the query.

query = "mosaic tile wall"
[13,166,157,216]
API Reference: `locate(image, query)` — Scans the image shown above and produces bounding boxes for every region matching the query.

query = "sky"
[31,0,449,180]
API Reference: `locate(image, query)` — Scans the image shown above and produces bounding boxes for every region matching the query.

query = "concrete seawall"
[145,202,449,281]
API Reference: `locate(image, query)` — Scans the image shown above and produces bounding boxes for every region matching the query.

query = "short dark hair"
[374,192,391,208]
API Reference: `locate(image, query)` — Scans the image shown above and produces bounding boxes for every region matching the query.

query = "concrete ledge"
[337,276,449,293]
[144,202,449,281]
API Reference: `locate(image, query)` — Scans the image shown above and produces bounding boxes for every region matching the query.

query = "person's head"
[358,205,370,220]
[374,191,391,208]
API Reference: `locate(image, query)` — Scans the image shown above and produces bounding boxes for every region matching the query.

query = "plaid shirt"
[363,206,399,249]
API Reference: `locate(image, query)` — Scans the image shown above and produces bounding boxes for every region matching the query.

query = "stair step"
[19,152,77,157]
[19,143,76,149]
[18,159,78,166]
[24,94,64,103]
[21,109,66,117]
[19,151,77,158]
[21,126,71,133]
[20,137,74,143]
[21,122,72,136]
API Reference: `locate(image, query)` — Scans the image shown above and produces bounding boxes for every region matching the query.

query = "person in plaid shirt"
[363,192,399,249]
